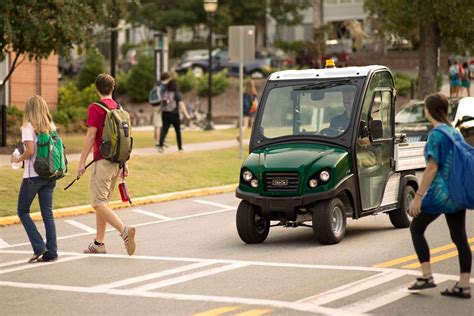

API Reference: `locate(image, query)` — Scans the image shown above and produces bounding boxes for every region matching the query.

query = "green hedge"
[77,49,106,90]
[125,55,155,102]
[196,70,229,97]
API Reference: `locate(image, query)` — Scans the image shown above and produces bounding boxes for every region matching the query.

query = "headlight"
[242,170,253,182]
[319,170,331,182]
[308,179,318,188]
[250,179,258,188]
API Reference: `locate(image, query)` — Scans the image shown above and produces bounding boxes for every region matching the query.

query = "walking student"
[11,95,58,263]
[78,74,136,255]
[237,80,258,141]
[151,72,172,148]
[157,75,190,152]
[408,93,471,298]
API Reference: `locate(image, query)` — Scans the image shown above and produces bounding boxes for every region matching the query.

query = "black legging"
[410,209,471,273]
[159,112,182,150]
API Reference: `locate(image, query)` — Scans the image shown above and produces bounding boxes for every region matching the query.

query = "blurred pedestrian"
[11,95,58,263]
[408,93,471,299]
[448,60,462,97]
[77,74,136,256]
[461,62,471,97]
[237,80,258,141]
[150,72,172,147]
[157,77,191,152]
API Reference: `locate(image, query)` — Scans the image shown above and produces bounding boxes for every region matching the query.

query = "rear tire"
[389,185,415,228]
[236,201,270,244]
[313,197,346,244]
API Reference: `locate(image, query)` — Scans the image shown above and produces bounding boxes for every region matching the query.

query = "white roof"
[268,65,389,81]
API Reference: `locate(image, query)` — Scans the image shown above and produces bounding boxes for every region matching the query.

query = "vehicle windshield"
[395,100,458,124]
[259,82,358,139]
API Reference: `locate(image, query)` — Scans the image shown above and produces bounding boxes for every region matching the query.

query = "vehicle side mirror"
[456,115,474,127]
[359,120,369,138]
[369,119,383,140]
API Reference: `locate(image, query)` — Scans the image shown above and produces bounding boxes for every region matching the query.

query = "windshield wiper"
[294,79,352,91]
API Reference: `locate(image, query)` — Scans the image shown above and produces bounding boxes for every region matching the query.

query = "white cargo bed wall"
[395,142,426,171]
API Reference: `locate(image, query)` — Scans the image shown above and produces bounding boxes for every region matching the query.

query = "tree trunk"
[417,22,440,99]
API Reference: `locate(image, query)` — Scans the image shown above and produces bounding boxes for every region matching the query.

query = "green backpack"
[94,101,133,164]
[34,130,68,180]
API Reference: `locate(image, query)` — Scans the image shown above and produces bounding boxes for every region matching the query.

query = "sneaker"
[83,242,107,254]
[157,146,164,153]
[121,226,136,256]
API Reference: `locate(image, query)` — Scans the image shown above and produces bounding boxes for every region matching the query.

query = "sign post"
[229,25,255,159]
[154,32,169,81]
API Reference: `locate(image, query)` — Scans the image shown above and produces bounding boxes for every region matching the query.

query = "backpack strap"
[93,100,121,112]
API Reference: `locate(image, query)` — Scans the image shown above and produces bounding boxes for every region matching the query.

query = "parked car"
[58,56,84,77]
[256,48,293,68]
[395,97,474,145]
[174,48,271,79]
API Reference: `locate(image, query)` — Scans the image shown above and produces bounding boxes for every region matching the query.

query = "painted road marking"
[0,259,30,268]
[373,237,474,268]
[341,284,412,313]
[194,199,236,209]
[132,209,172,220]
[296,271,404,306]
[402,245,474,269]
[0,255,84,275]
[2,206,237,249]
[0,238,10,248]
[193,306,241,316]
[64,220,96,233]
[131,262,250,291]
[0,280,362,316]
[93,261,215,290]
[234,308,273,316]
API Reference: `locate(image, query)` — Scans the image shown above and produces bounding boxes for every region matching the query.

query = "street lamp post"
[204,0,218,131]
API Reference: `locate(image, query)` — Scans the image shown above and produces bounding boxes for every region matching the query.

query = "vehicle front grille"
[406,135,422,142]
[264,172,299,192]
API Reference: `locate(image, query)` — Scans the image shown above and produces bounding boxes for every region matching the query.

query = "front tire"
[313,197,346,244]
[389,185,415,228]
[236,201,270,244]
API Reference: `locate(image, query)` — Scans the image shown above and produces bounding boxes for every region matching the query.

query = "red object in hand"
[119,181,132,204]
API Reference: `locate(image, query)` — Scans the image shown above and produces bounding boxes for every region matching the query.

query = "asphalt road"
[1,192,473,315]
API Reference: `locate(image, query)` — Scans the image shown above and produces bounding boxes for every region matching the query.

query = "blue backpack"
[436,127,474,209]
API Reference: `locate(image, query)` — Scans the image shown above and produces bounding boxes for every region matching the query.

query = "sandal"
[441,283,471,299]
[408,276,437,290]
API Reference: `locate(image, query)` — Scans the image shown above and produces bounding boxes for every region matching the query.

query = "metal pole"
[110,0,118,79]
[205,13,214,130]
[239,28,244,159]
[1,104,6,147]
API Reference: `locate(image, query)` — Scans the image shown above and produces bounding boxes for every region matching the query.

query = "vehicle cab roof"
[268,65,389,81]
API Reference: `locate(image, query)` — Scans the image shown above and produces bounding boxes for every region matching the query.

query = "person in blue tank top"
[408,93,471,298]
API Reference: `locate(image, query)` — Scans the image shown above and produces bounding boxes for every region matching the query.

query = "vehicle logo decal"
[271,178,289,186]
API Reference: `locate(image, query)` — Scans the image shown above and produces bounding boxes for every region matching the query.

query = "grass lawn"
[0,147,246,217]
[62,128,251,153]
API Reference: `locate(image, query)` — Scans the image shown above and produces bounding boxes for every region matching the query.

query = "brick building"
[1,53,58,110]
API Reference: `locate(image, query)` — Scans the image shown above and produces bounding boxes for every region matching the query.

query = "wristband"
[416,192,424,197]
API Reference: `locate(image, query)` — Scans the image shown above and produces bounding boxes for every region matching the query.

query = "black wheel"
[313,197,346,244]
[389,185,415,228]
[236,201,270,244]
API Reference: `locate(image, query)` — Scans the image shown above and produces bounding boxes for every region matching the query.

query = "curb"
[0,184,237,227]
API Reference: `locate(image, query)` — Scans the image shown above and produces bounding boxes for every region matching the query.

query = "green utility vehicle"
[236,65,425,244]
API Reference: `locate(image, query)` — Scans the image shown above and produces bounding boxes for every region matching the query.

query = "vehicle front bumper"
[235,175,355,220]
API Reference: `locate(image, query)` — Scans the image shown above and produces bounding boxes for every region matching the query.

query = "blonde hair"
[245,80,257,96]
[23,95,56,133]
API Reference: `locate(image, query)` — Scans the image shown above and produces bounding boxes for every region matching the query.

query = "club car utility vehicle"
[236,65,425,244]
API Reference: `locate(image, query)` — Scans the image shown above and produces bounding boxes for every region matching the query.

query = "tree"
[365,0,474,98]
[0,0,101,97]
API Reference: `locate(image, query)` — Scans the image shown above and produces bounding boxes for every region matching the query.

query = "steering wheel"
[318,127,341,137]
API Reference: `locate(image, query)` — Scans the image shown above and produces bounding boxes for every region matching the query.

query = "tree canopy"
[365,0,474,97]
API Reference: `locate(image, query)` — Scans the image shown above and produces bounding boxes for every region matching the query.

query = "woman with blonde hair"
[10,95,59,262]
[237,80,258,141]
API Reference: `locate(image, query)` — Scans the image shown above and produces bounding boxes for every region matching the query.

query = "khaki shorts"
[152,107,162,128]
[90,159,120,207]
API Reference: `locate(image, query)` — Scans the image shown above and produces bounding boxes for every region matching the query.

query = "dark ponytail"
[424,93,450,125]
